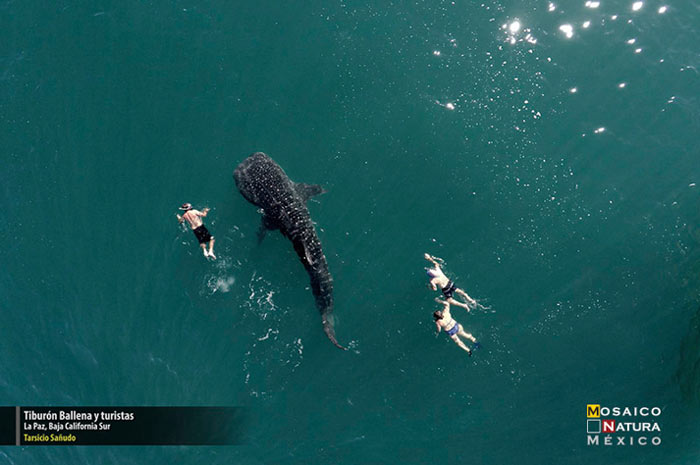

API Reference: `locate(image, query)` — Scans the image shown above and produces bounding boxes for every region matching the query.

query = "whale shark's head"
[234,152,277,206]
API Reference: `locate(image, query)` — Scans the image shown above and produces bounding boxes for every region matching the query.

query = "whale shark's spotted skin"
[234,152,343,349]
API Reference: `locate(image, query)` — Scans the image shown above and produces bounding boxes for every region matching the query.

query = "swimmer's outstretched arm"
[435,321,441,334]
[198,207,210,217]
[424,253,442,268]
[176,214,185,223]
[434,298,450,310]
[429,278,439,291]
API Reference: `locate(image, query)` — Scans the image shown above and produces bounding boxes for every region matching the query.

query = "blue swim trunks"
[446,323,460,336]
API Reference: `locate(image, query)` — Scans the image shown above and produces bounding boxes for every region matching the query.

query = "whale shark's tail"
[323,318,347,350]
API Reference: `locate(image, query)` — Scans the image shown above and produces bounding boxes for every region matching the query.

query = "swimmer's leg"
[448,297,471,311]
[458,326,477,344]
[455,288,477,306]
[200,243,209,257]
[456,289,491,311]
[208,237,216,260]
[451,335,472,355]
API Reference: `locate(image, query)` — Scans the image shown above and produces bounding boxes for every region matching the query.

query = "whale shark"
[234,152,345,350]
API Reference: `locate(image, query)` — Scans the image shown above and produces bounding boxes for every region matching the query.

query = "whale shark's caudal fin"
[295,183,326,202]
[323,319,347,350]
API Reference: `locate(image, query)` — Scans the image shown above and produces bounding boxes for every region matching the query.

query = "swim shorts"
[441,281,457,299]
[446,323,460,336]
[193,225,212,244]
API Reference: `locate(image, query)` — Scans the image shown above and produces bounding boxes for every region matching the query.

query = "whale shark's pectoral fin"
[295,183,326,202]
[257,214,279,243]
[256,224,267,243]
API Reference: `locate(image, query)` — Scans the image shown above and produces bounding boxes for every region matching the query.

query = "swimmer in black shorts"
[424,253,480,311]
[176,203,216,259]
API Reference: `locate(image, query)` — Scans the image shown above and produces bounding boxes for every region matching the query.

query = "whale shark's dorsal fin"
[295,183,325,202]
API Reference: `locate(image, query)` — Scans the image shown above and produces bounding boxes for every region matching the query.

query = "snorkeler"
[424,253,478,311]
[434,299,478,356]
[176,203,216,259]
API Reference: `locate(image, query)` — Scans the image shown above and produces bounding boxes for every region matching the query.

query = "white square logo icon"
[587,419,601,434]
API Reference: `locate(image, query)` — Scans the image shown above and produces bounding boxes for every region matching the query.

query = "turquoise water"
[1,0,699,463]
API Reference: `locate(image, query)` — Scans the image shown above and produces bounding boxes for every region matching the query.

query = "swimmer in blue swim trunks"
[176,203,216,259]
[434,299,477,355]
[424,253,479,311]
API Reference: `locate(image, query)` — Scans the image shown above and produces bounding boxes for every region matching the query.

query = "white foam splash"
[632,1,643,11]
[559,24,574,38]
[215,276,235,293]
[436,100,456,110]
